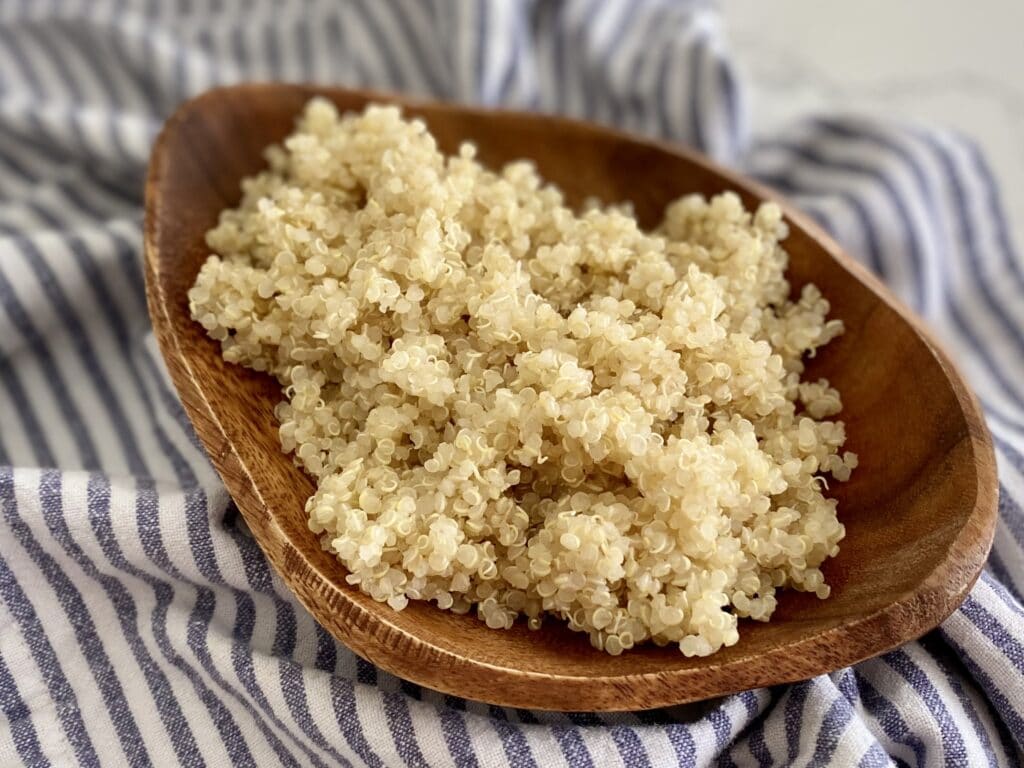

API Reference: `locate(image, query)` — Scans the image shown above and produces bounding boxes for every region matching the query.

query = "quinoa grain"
[190,99,857,656]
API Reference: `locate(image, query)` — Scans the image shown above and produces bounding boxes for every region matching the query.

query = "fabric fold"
[0,1,1022,766]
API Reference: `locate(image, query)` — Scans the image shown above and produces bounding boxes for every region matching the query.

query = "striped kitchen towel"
[1,1,1023,766]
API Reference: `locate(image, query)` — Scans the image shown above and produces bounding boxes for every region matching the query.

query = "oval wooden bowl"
[144,84,997,712]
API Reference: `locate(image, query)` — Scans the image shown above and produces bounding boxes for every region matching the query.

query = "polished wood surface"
[144,84,997,711]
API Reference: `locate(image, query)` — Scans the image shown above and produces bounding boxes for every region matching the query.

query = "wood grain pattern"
[143,83,998,711]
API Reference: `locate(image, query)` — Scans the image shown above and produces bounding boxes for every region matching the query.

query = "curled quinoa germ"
[189,99,858,657]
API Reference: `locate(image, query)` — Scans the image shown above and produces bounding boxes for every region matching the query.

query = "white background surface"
[722,0,1024,248]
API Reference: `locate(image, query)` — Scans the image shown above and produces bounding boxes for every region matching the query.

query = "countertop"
[723,0,1024,250]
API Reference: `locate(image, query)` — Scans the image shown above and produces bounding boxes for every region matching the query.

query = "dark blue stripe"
[42,471,205,768]
[551,0,574,113]
[718,53,741,160]
[25,474,151,768]
[400,678,423,700]
[620,6,673,133]
[85,475,255,766]
[224,508,351,767]
[2,471,142,765]
[859,742,895,768]
[293,18,312,83]
[39,233,154,467]
[804,121,1024,407]
[833,669,861,705]
[7,24,107,170]
[49,17,139,173]
[549,723,594,768]
[313,621,338,673]
[389,0,448,95]
[652,8,686,142]
[918,633,1002,768]
[423,0,457,96]
[610,725,653,768]
[475,0,490,101]
[439,703,481,768]
[229,22,249,76]
[709,704,734,763]
[735,688,780,768]
[489,706,539,768]
[330,678,387,768]
[573,710,654,766]
[959,596,1024,676]
[754,143,898,283]
[939,631,1024,753]
[0,648,50,767]
[229,592,327,768]
[855,670,926,767]
[382,690,430,768]
[884,650,968,765]
[688,34,707,152]
[575,0,605,121]
[264,20,282,80]
[824,117,1024,354]
[0,24,46,93]
[349,0,406,90]
[963,141,1024,287]
[541,711,596,767]
[361,0,430,94]
[0,509,99,766]
[356,657,378,686]
[917,131,1024,354]
[0,262,99,467]
[637,706,699,766]
[980,571,1024,618]
[746,716,774,768]
[784,682,811,763]
[0,348,56,467]
[194,24,221,87]
[106,15,162,117]
[808,692,856,767]
[756,163,1024,429]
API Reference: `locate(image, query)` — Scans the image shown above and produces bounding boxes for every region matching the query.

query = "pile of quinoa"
[189,99,857,657]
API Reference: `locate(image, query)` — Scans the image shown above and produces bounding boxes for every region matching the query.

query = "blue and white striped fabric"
[0,1,1022,765]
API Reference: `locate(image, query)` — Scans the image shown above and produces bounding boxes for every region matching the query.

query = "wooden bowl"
[144,84,997,711]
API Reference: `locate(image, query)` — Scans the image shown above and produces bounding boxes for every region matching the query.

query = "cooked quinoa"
[189,99,857,657]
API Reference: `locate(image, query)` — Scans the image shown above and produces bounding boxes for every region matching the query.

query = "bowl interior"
[146,85,993,708]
